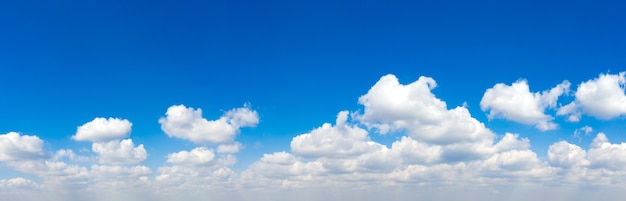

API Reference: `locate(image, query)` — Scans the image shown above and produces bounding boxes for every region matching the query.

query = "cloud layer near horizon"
[3,72,626,200]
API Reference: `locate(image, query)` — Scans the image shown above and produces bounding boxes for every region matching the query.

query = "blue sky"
[2,0,626,200]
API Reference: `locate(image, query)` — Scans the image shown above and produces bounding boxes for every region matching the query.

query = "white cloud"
[217,142,243,154]
[166,147,215,166]
[72,117,132,142]
[573,126,593,141]
[480,80,570,131]
[240,75,561,191]
[548,141,588,168]
[2,159,90,189]
[9,73,626,200]
[580,125,593,134]
[0,132,154,193]
[387,136,443,165]
[291,111,383,158]
[260,151,299,165]
[0,132,45,161]
[491,133,530,152]
[0,178,39,191]
[239,75,542,184]
[587,133,626,170]
[558,72,626,121]
[152,105,258,190]
[92,139,147,165]
[480,149,543,171]
[53,149,90,162]
[159,104,259,144]
[357,74,495,145]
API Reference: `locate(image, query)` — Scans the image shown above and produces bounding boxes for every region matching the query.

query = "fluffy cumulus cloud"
[159,104,259,144]
[558,72,626,121]
[357,74,494,145]
[92,139,147,165]
[72,117,132,142]
[480,80,570,130]
[0,132,45,161]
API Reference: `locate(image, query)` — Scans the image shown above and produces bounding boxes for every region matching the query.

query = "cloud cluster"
[154,104,257,189]
[0,117,150,192]
[243,75,546,189]
[242,73,626,191]
[72,118,148,170]
[4,73,626,200]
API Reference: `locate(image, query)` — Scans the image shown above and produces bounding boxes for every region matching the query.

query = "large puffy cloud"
[72,118,132,142]
[0,132,45,161]
[159,104,259,144]
[357,74,494,145]
[558,72,626,121]
[92,139,147,165]
[480,80,570,130]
